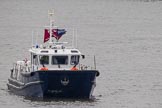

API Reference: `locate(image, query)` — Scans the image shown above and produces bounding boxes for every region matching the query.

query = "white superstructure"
[13,10,90,73]
[29,42,82,71]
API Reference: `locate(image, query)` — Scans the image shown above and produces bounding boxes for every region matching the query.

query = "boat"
[7,11,100,99]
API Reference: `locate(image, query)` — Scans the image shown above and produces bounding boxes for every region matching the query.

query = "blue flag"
[52,29,66,40]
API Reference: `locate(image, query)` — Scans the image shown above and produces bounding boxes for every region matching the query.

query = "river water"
[0,0,162,108]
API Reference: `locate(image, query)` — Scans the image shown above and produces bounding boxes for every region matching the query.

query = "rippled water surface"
[0,0,162,108]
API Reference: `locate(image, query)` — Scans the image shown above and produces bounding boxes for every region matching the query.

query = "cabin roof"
[29,45,81,55]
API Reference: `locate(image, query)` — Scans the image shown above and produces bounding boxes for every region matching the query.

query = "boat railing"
[78,64,96,70]
[12,62,31,73]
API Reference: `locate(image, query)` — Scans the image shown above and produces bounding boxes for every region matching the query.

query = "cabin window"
[33,55,38,65]
[52,56,68,65]
[71,55,80,65]
[39,55,49,65]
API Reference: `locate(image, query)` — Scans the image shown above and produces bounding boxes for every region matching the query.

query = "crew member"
[71,65,78,71]
[40,64,48,71]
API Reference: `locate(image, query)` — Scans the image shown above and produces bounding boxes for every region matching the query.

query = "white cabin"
[29,43,83,71]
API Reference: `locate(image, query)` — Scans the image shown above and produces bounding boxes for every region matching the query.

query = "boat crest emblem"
[61,77,69,86]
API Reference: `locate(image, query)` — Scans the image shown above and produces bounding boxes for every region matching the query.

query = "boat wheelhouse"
[29,42,83,71]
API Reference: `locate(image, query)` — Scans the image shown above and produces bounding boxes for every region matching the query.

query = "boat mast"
[48,10,54,44]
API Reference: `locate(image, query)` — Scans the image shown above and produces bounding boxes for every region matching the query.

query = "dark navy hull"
[7,70,99,99]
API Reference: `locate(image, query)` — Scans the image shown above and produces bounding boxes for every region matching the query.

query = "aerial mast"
[48,10,54,44]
